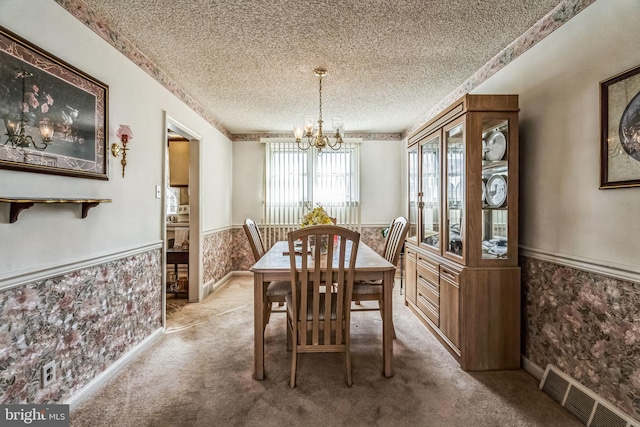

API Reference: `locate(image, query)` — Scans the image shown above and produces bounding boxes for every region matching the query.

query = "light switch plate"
[155,185,161,199]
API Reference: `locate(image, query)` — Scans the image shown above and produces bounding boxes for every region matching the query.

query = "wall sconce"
[111,124,133,177]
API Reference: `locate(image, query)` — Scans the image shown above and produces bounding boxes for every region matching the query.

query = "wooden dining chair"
[286,225,360,387]
[243,218,290,327]
[351,216,409,336]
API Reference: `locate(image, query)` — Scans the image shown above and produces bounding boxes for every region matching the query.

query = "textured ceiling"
[80,0,564,135]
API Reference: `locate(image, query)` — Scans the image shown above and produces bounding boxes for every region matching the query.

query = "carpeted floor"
[166,298,188,317]
[70,276,582,427]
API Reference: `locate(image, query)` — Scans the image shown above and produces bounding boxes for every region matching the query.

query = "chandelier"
[294,68,344,153]
[3,71,54,151]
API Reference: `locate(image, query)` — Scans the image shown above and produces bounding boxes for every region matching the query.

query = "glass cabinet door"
[407,144,419,244]
[445,121,464,258]
[481,118,509,259]
[420,134,440,251]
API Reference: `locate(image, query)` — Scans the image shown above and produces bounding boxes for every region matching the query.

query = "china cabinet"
[405,94,520,370]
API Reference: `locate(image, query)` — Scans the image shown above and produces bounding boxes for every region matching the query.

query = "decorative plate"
[485,174,507,207]
[484,130,507,161]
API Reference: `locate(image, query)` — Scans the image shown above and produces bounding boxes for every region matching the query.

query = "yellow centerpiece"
[300,205,333,227]
[300,205,333,255]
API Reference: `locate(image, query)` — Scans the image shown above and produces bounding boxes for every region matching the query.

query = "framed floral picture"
[0,26,109,179]
[600,64,640,189]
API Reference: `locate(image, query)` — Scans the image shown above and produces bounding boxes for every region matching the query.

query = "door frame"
[162,113,203,326]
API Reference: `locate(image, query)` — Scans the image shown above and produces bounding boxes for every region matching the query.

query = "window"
[263,141,360,245]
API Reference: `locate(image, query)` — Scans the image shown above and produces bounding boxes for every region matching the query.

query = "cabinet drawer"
[417,292,439,326]
[417,253,439,271]
[417,277,439,308]
[417,255,439,284]
[439,265,460,285]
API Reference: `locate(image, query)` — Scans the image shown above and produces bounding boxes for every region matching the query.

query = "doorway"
[163,113,202,326]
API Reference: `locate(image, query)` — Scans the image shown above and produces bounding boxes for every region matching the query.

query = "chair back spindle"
[244,218,266,262]
[383,217,409,266]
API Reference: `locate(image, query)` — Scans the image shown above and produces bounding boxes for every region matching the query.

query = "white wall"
[0,0,232,278]
[472,0,640,270]
[360,141,403,225]
[231,140,403,227]
[202,130,233,232]
[232,142,265,225]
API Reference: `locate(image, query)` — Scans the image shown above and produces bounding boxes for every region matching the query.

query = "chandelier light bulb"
[4,117,19,135]
[303,116,315,134]
[332,116,344,133]
[39,119,54,142]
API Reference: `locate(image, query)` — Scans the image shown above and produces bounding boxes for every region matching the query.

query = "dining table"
[250,240,396,380]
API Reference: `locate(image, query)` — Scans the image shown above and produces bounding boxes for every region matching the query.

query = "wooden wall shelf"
[0,198,112,223]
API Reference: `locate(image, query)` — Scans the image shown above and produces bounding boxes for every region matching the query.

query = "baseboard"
[232,271,253,277]
[202,271,237,298]
[522,355,545,381]
[66,327,164,411]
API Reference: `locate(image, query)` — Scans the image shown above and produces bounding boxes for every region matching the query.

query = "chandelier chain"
[318,73,322,123]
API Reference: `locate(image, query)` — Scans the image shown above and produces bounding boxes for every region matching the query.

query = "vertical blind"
[263,141,360,247]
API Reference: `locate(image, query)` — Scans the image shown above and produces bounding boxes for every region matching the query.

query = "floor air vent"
[539,365,638,427]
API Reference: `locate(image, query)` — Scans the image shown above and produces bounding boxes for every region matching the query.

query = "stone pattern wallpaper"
[360,226,388,262]
[0,249,162,404]
[232,227,257,272]
[521,256,640,421]
[203,229,234,286]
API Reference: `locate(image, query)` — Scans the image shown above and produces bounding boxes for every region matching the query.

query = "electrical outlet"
[41,360,56,388]
[155,185,162,199]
